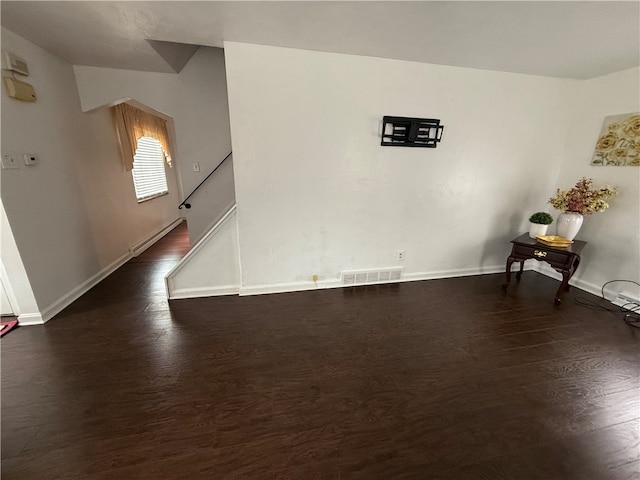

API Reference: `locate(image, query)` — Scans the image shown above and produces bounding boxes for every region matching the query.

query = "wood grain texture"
[2,224,639,479]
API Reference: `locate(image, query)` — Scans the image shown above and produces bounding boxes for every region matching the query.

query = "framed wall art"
[591,112,639,166]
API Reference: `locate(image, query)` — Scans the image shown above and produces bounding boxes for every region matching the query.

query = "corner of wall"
[0,200,41,319]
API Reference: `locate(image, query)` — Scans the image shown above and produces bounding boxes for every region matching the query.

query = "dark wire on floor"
[574,279,640,329]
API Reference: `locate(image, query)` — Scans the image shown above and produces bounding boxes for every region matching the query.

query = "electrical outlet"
[23,153,37,166]
[312,274,318,282]
[397,250,405,261]
[1,155,19,170]
[611,291,640,309]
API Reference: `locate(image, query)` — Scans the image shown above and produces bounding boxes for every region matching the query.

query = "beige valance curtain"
[112,103,172,171]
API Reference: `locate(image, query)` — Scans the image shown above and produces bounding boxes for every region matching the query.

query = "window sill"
[136,191,169,204]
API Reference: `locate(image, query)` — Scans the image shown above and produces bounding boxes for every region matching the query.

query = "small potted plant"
[528,212,553,238]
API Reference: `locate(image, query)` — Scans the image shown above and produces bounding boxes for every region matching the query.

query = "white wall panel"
[224,42,577,290]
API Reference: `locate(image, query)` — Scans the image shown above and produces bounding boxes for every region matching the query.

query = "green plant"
[529,212,553,225]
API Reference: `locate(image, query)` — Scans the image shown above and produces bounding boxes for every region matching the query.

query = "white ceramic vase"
[556,212,583,240]
[528,223,549,239]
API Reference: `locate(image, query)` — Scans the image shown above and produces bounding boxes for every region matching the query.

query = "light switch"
[193,162,200,172]
[23,153,37,165]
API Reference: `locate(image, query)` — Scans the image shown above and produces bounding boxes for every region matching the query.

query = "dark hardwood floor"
[2,224,639,479]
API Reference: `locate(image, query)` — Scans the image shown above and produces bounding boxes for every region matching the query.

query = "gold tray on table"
[535,235,574,247]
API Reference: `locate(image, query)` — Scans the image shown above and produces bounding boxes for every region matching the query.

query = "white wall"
[224,42,578,292]
[0,279,12,316]
[74,47,234,245]
[0,200,40,323]
[0,27,181,319]
[166,206,240,299]
[553,67,640,298]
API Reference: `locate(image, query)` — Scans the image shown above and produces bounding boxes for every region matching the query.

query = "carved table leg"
[502,256,515,290]
[554,270,571,305]
[566,257,580,292]
[515,260,525,280]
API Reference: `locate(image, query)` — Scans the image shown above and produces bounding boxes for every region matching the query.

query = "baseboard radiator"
[129,219,182,257]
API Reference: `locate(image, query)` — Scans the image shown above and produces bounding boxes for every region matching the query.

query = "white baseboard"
[239,279,340,296]
[238,265,509,297]
[169,285,240,300]
[532,262,614,300]
[39,251,132,322]
[37,218,184,323]
[130,217,183,257]
[402,265,509,282]
[17,312,44,325]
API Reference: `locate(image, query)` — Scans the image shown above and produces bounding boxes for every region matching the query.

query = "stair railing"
[178,151,232,209]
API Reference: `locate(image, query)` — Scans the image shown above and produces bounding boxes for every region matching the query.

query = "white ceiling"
[2,1,639,79]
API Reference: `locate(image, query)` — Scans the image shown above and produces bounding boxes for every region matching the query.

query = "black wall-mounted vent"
[381,116,444,148]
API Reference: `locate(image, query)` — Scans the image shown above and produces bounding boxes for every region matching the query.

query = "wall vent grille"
[341,267,403,286]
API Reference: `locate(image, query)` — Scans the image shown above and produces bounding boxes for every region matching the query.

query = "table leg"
[554,270,571,305]
[515,260,525,280]
[502,256,515,290]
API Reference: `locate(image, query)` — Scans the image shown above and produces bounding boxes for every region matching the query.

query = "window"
[131,136,169,202]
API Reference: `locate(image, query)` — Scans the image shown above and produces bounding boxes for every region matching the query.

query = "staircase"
[165,151,240,299]
[165,204,240,299]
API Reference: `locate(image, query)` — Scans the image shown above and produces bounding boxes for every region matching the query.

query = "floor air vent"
[341,267,403,286]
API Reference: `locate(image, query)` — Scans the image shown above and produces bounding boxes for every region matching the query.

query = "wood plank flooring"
[2,223,639,479]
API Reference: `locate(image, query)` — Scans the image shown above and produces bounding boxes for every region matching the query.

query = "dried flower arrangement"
[548,178,617,215]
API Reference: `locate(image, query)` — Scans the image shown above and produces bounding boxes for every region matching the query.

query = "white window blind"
[131,136,169,202]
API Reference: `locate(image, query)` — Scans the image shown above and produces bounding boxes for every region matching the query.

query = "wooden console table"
[502,233,586,305]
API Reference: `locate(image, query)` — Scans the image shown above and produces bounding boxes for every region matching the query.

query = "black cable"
[600,279,640,300]
[620,302,640,328]
[574,279,640,329]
